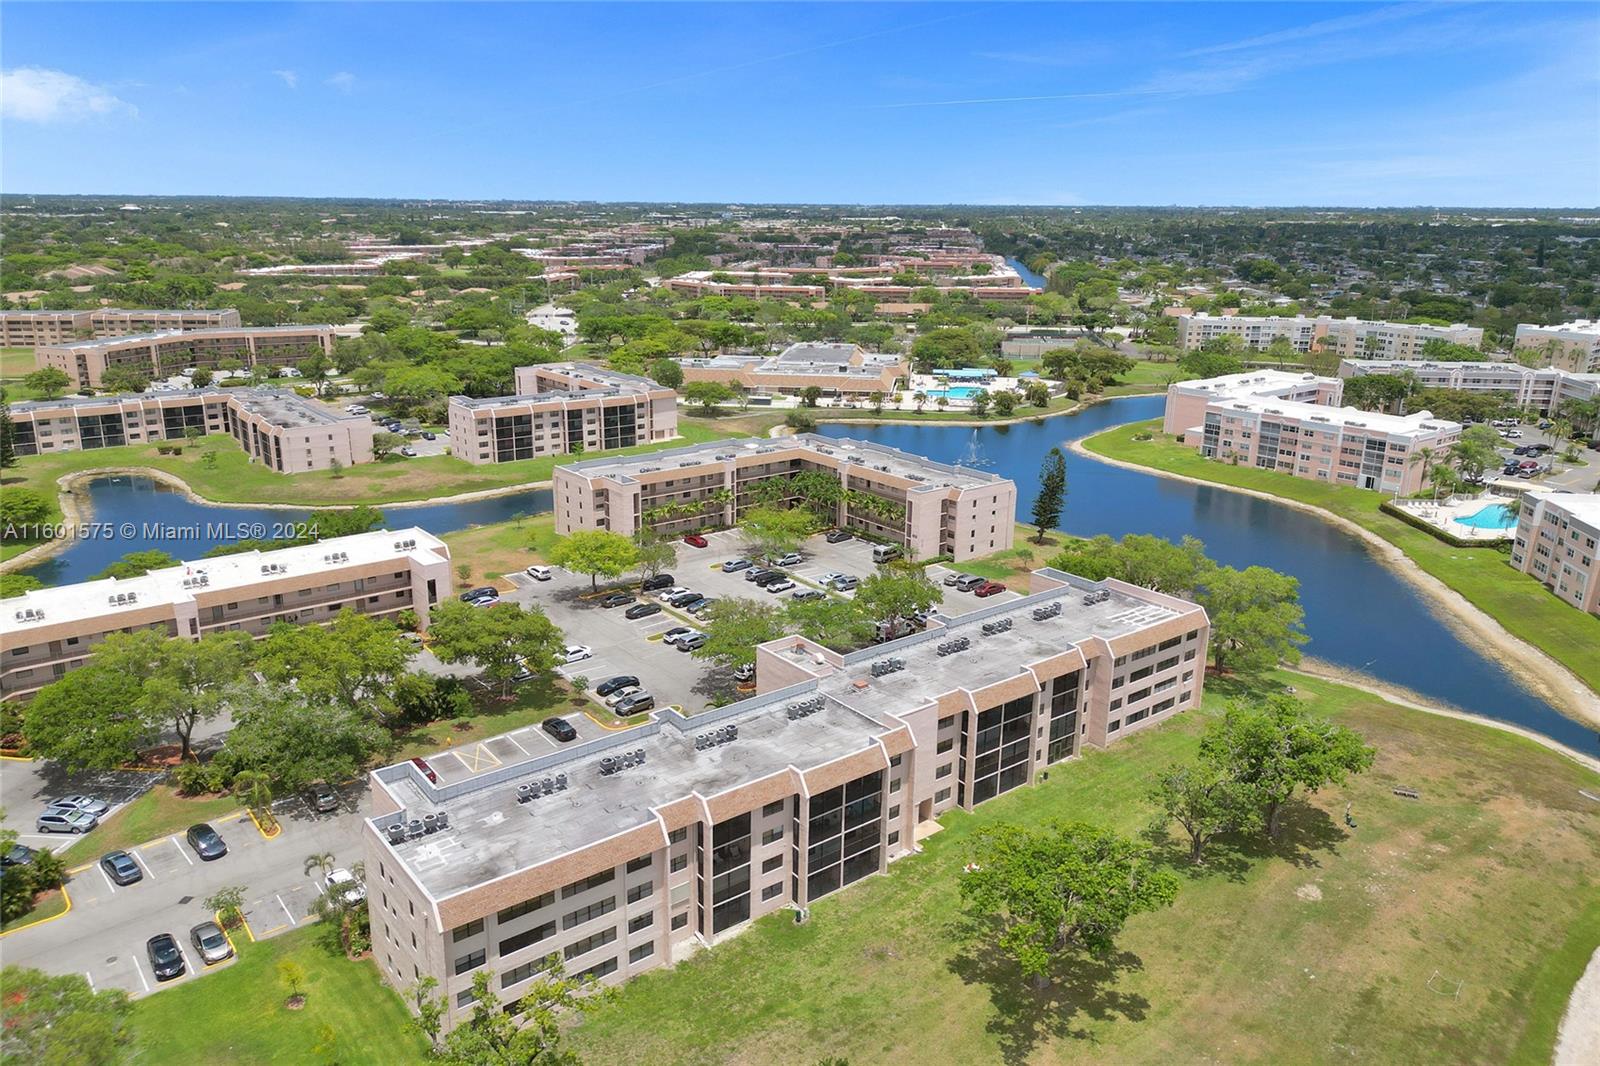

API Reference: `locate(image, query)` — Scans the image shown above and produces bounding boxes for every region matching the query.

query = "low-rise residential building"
[1163,370,1344,439]
[1176,314,1482,358]
[553,433,1015,561]
[1510,492,1600,616]
[448,363,679,465]
[1513,320,1600,374]
[361,568,1208,1026]
[676,342,906,400]
[1338,359,1600,415]
[0,529,452,701]
[35,325,335,389]
[0,308,242,348]
[8,387,375,471]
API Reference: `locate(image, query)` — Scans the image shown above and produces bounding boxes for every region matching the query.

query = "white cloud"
[272,70,299,89]
[0,67,133,124]
[325,71,356,93]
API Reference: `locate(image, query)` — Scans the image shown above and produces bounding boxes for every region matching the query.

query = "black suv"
[459,586,497,602]
[753,570,789,587]
[596,675,640,697]
[542,717,578,742]
[625,602,663,620]
[640,574,675,592]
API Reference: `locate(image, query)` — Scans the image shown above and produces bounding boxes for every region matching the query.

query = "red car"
[974,581,1007,598]
[411,757,439,784]
[683,534,709,548]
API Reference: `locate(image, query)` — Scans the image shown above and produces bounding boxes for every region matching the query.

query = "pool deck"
[1390,494,1517,541]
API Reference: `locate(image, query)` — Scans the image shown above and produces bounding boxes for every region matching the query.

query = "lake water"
[1006,257,1049,289]
[23,396,1596,752]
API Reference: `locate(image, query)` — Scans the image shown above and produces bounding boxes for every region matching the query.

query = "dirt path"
[1070,437,1600,730]
[1555,948,1600,1066]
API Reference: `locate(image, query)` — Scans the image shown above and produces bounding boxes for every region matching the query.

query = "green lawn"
[1083,419,1600,697]
[129,924,429,1065]
[1102,358,1181,396]
[571,673,1600,1065]
[0,887,68,933]
[442,513,559,583]
[391,673,575,760]
[1,346,50,401]
[57,785,241,866]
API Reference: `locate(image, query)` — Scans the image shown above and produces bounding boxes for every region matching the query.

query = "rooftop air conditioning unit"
[1032,602,1063,621]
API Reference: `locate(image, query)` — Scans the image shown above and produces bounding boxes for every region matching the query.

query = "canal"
[22,396,1595,752]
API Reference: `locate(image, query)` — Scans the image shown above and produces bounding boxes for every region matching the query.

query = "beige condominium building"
[35,325,335,389]
[1338,359,1600,416]
[1510,492,1600,616]
[0,308,242,348]
[361,568,1208,1028]
[1163,370,1344,439]
[1513,320,1600,374]
[676,342,907,400]
[553,433,1016,561]
[1177,314,1482,358]
[8,387,375,472]
[448,363,679,465]
[0,529,452,702]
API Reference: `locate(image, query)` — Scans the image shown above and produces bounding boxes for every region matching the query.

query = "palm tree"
[1408,446,1440,501]
[914,391,927,412]
[304,851,335,881]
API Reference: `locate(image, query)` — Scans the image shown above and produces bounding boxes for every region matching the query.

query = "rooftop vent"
[935,636,972,656]
[392,538,417,551]
[1078,589,1111,606]
[322,551,350,565]
[980,618,1013,636]
[869,657,906,677]
[785,696,826,720]
[598,751,645,775]
[1033,601,1064,620]
[13,608,44,622]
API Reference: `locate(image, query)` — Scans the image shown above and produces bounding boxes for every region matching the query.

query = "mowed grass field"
[1083,419,1600,698]
[570,674,1600,1066]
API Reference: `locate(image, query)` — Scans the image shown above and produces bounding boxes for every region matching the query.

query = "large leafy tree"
[427,600,565,697]
[1147,763,1258,864]
[217,683,388,790]
[140,630,256,760]
[740,505,814,561]
[0,965,133,1066]
[548,530,638,591]
[1031,447,1067,542]
[413,960,611,1064]
[92,549,179,580]
[1199,693,1376,838]
[695,598,787,670]
[1194,565,1308,676]
[785,596,874,650]
[1048,533,1211,595]
[960,821,1179,988]
[21,367,72,399]
[632,534,677,582]
[257,609,415,716]
[854,568,941,641]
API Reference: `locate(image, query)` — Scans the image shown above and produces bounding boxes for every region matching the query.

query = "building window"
[762,854,783,874]
[629,942,655,964]
[935,788,951,803]
[456,988,478,1007]
[670,854,688,873]
[626,855,652,874]
[761,882,784,902]
[563,927,617,961]
[501,957,551,989]
[626,881,652,905]
[887,830,900,846]
[761,826,783,845]
[935,763,953,779]
[628,913,653,934]
[668,827,688,844]
[670,912,689,930]
[563,898,617,930]
[453,949,486,975]
[496,892,554,924]
[561,869,616,899]
[762,799,786,817]
[499,921,555,957]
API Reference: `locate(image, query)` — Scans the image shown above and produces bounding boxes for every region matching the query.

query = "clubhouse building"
[675,342,907,401]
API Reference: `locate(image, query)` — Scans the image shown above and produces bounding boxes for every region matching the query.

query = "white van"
[871,544,902,564]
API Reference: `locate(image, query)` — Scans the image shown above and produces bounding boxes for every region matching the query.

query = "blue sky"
[3,2,1596,206]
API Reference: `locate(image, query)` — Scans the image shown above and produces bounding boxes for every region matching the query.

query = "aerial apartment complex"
[675,342,907,400]
[1339,359,1600,416]
[361,569,1208,1027]
[35,325,335,389]
[1176,314,1482,358]
[1510,492,1600,617]
[0,529,452,702]
[0,308,242,348]
[553,433,1016,561]
[1513,320,1600,374]
[663,256,1037,303]
[447,363,679,465]
[8,387,376,472]
[1165,369,1459,493]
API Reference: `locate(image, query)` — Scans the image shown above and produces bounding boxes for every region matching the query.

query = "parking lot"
[418,711,613,787]
[1,786,370,999]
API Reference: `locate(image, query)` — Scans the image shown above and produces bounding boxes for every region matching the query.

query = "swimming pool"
[1453,503,1517,531]
[926,386,985,400]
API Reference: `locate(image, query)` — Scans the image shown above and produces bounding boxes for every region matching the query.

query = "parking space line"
[85,970,95,991]
[171,836,194,865]
[503,732,531,757]
[98,862,117,894]
[277,894,297,926]
[178,943,198,980]
[133,848,158,880]
[133,956,151,994]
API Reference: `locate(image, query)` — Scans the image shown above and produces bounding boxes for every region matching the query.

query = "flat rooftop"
[558,432,1009,490]
[450,388,638,410]
[369,571,1195,898]
[1531,491,1600,525]
[1,528,443,635]
[10,387,365,428]
[533,362,662,391]
[39,325,333,350]
[1219,396,1460,437]
[1171,369,1336,396]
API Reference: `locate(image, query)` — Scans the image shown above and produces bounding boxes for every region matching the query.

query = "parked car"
[190,920,234,964]
[468,592,499,607]
[1502,463,1522,475]
[792,588,825,602]
[563,645,594,664]
[770,552,802,567]
[677,632,710,652]
[1513,445,1532,455]
[399,446,418,458]
[1519,459,1540,469]
[660,627,694,646]
[943,572,963,586]
[511,657,536,684]
[100,850,143,886]
[525,565,552,581]
[147,933,187,981]
[542,717,578,742]
[614,692,656,715]
[721,558,752,573]
[733,663,756,683]
[48,794,111,818]
[825,530,854,543]
[325,868,366,905]
[831,575,859,592]
[683,534,709,548]
[974,581,1008,598]
[744,567,773,583]
[686,598,717,616]
[421,431,436,441]
[36,809,97,834]
[953,574,987,592]
[186,823,228,860]
[305,783,340,814]
[599,592,636,609]
[666,590,702,608]
[817,571,845,586]
[411,756,439,783]
[347,404,368,415]
[460,586,498,602]
[625,602,663,620]
[604,685,642,708]
[596,675,640,696]
[2,843,35,867]
[640,573,675,592]
[766,579,796,594]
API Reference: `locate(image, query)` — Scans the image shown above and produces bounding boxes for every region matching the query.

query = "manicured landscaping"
[56,784,241,866]
[0,887,68,933]
[129,924,429,1065]
[441,512,559,582]
[391,673,576,760]
[1083,419,1600,697]
[570,673,1600,1065]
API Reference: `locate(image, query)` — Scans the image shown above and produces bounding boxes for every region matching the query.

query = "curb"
[0,886,72,939]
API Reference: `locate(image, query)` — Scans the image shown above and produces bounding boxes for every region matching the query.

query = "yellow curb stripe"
[0,752,36,763]
[245,807,281,840]
[235,908,260,943]
[213,909,245,959]
[0,885,72,938]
